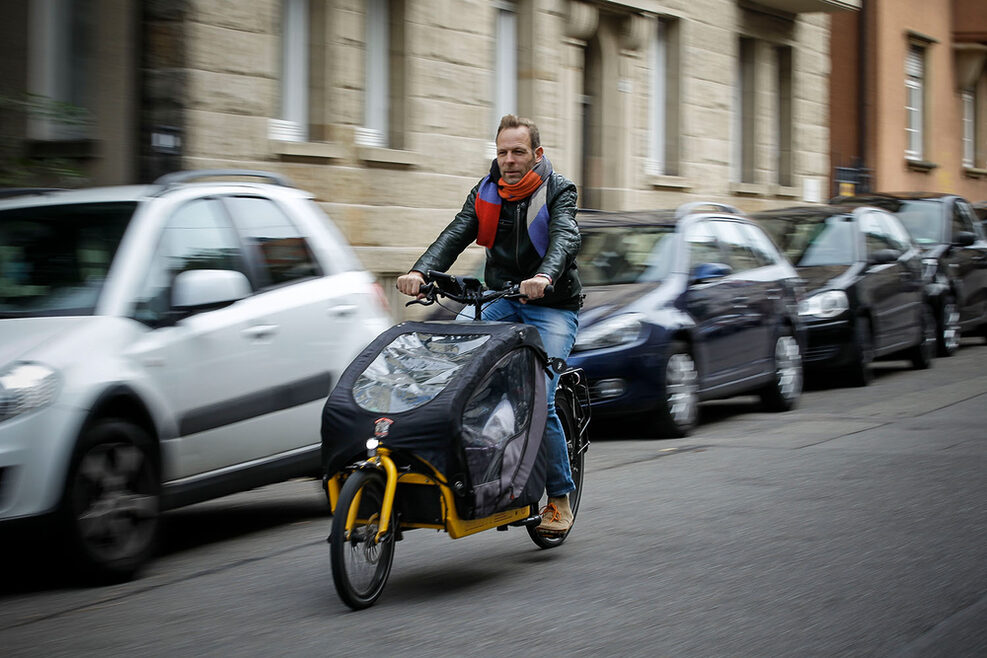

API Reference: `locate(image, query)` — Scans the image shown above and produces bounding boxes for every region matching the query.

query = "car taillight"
[371,282,391,314]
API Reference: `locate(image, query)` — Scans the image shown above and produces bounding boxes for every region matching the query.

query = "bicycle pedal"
[510,514,544,528]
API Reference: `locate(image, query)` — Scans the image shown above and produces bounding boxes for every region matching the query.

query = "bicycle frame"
[326,448,536,541]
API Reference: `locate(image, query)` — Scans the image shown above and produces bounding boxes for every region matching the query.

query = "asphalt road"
[2,340,986,657]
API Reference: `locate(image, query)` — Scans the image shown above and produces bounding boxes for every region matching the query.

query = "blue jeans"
[460,299,578,497]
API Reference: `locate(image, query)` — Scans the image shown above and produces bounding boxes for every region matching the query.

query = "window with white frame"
[648,17,680,177]
[905,44,925,161]
[272,0,309,142]
[647,19,667,176]
[27,0,91,140]
[962,89,975,169]
[358,0,406,149]
[360,0,389,147]
[776,46,793,187]
[734,37,757,183]
[493,1,517,132]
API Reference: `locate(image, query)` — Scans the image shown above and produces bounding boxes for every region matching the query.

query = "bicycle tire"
[329,469,395,610]
[528,391,584,549]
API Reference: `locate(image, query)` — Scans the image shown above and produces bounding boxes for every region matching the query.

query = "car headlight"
[573,314,644,352]
[798,290,849,319]
[0,362,60,422]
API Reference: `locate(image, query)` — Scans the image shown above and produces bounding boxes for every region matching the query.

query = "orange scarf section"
[498,168,543,202]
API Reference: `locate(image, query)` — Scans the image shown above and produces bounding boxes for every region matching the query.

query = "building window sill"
[770,184,799,199]
[729,181,769,197]
[963,166,987,179]
[646,174,691,191]
[270,140,345,161]
[905,158,938,173]
[357,146,421,168]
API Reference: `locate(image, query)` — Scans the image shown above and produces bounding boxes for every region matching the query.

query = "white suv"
[0,170,391,581]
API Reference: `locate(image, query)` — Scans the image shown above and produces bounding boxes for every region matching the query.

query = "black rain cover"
[321,321,549,519]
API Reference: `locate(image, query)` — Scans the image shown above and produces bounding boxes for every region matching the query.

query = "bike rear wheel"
[329,469,395,610]
[528,391,585,549]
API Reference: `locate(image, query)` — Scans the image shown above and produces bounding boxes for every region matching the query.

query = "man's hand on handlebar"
[396,270,426,298]
[519,275,551,303]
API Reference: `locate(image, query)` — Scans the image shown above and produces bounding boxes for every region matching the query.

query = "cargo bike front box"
[321,320,551,522]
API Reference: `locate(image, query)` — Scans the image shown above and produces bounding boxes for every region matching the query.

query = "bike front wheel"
[528,391,585,549]
[329,469,395,610]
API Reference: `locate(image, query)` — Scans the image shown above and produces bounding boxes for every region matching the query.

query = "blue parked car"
[568,203,804,438]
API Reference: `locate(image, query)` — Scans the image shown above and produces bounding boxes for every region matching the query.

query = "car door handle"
[327,304,357,318]
[732,297,749,308]
[242,323,278,340]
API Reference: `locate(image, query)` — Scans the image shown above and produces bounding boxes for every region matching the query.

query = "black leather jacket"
[412,170,583,310]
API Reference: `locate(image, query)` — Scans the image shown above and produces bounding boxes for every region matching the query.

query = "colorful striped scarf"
[475,157,553,257]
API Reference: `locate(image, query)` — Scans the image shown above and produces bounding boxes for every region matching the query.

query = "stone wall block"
[187,70,275,116]
[189,0,276,34]
[187,23,277,77]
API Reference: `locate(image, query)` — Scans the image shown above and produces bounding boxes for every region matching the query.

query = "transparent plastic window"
[461,349,534,485]
[353,332,491,413]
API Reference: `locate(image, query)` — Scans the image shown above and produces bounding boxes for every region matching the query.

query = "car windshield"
[0,202,136,317]
[759,214,856,267]
[891,200,944,244]
[578,226,677,285]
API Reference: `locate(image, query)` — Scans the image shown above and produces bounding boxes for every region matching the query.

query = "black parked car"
[752,204,935,386]
[832,193,987,355]
[566,203,804,438]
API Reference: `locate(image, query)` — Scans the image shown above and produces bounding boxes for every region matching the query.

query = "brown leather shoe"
[537,496,573,535]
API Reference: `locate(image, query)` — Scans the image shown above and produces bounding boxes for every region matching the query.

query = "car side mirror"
[868,249,900,266]
[171,269,251,312]
[953,231,976,247]
[690,262,733,283]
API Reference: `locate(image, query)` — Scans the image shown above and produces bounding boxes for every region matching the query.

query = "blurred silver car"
[0,170,391,581]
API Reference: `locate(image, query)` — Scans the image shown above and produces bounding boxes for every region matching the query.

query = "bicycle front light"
[573,314,644,352]
[0,361,60,422]
[798,290,849,319]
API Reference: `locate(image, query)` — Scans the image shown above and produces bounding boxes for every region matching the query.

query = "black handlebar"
[407,270,552,320]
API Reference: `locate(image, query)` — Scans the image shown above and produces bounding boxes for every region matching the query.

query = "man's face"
[496,126,543,185]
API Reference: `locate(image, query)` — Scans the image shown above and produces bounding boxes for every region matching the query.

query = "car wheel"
[937,295,960,357]
[654,342,698,438]
[910,304,936,370]
[846,316,874,387]
[760,331,802,412]
[60,419,160,584]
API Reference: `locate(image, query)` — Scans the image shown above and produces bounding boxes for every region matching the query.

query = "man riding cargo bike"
[321,115,588,609]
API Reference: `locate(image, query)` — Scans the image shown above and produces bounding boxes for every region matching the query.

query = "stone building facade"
[1,0,852,317]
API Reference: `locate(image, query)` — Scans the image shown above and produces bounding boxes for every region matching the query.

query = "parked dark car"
[566,203,804,438]
[832,193,987,354]
[751,204,935,386]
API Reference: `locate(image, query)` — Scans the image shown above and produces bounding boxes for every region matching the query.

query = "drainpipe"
[857,0,868,185]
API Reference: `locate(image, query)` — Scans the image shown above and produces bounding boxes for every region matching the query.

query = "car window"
[577,225,677,285]
[881,211,914,253]
[684,220,723,269]
[952,200,976,239]
[893,200,944,245]
[222,196,322,288]
[757,212,856,267]
[132,198,248,326]
[0,202,135,317]
[737,222,780,267]
[711,219,760,273]
[860,211,897,256]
